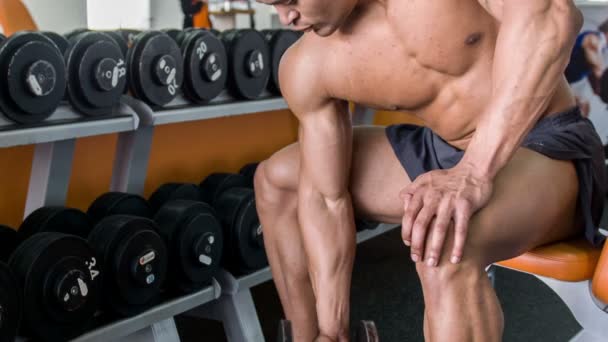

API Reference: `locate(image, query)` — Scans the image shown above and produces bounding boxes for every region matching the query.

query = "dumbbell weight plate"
[154,200,223,292]
[127,31,184,107]
[8,233,100,341]
[88,215,167,316]
[239,162,259,188]
[0,262,20,342]
[103,31,130,58]
[19,206,92,242]
[40,31,70,55]
[0,32,66,124]
[199,173,249,206]
[0,225,17,262]
[87,192,154,224]
[161,28,182,45]
[221,29,270,100]
[215,187,267,273]
[65,31,127,117]
[262,30,301,95]
[181,29,228,103]
[64,28,90,42]
[148,183,202,213]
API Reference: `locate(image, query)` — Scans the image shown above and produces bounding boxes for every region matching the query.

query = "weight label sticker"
[197,42,208,60]
[112,59,127,87]
[78,278,89,297]
[85,257,100,281]
[139,251,156,265]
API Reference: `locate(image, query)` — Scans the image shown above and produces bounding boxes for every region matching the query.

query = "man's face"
[257,0,356,37]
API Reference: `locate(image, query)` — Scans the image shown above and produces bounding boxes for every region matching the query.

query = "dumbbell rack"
[4,94,398,341]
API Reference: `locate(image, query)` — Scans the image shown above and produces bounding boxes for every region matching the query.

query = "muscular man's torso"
[293,0,576,148]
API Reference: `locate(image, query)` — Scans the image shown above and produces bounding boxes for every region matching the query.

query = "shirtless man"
[253,1,606,341]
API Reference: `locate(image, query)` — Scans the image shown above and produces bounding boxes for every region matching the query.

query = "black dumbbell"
[64,28,90,41]
[220,29,271,100]
[0,31,66,124]
[154,200,223,293]
[200,173,267,274]
[148,183,223,292]
[126,30,184,107]
[87,192,167,316]
[149,182,202,213]
[178,29,228,104]
[18,206,93,242]
[261,29,301,95]
[239,162,260,189]
[64,31,128,117]
[102,31,130,58]
[8,231,100,341]
[0,225,21,342]
[277,320,379,342]
[40,31,70,55]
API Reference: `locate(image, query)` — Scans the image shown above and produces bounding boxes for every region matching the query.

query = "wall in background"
[87,0,150,30]
[22,0,87,33]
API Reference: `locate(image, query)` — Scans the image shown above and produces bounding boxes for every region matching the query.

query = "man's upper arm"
[476,0,581,25]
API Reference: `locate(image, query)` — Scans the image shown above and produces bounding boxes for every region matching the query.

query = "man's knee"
[415,258,484,289]
[254,158,297,208]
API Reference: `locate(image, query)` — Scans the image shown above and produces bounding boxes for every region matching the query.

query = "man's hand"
[399,162,493,266]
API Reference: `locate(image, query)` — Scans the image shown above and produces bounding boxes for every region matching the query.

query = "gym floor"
[175,201,608,341]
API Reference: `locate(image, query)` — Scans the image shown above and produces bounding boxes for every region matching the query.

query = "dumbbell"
[126,30,184,107]
[261,29,302,95]
[63,31,128,117]
[277,320,379,342]
[148,183,224,292]
[87,192,168,316]
[220,29,271,100]
[200,173,268,274]
[176,29,228,104]
[7,211,100,341]
[40,31,70,54]
[0,225,21,342]
[0,31,66,124]
[64,28,90,41]
[239,162,260,188]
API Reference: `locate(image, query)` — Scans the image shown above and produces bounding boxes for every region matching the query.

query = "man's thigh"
[264,126,410,223]
[434,147,581,267]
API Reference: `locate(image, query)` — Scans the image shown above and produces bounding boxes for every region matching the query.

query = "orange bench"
[496,236,608,341]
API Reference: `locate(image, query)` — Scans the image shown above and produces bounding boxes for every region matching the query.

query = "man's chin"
[313,25,337,37]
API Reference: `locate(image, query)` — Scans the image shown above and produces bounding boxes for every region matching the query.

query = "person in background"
[565,19,608,116]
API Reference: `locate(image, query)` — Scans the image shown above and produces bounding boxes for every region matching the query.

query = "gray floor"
[176,227,584,341]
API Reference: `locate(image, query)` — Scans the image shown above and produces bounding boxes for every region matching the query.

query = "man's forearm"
[298,188,355,339]
[464,1,582,179]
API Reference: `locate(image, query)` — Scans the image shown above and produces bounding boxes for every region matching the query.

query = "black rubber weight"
[19,206,93,242]
[154,200,223,292]
[0,225,17,262]
[88,215,167,316]
[65,31,127,117]
[221,29,270,99]
[127,30,184,107]
[215,187,267,273]
[8,232,100,341]
[261,29,301,95]
[0,262,21,342]
[40,31,69,55]
[239,162,260,188]
[199,173,249,206]
[87,192,154,224]
[0,31,66,124]
[181,29,228,103]
[148,183,202,213]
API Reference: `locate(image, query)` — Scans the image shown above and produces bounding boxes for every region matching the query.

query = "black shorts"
[385,107,607,245]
